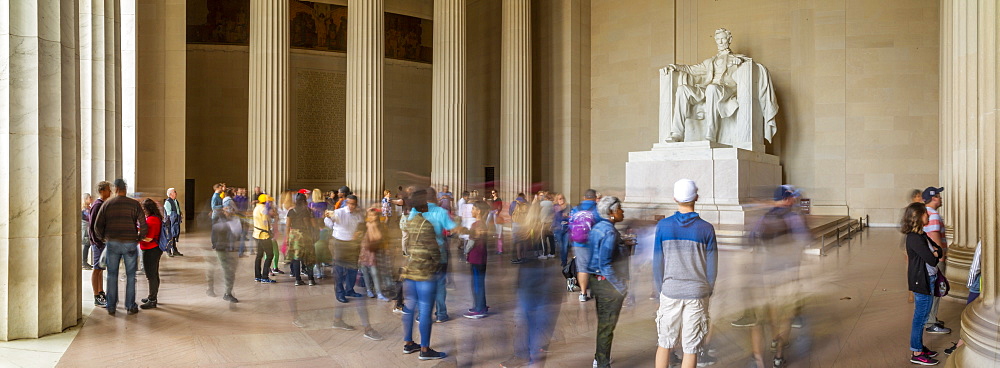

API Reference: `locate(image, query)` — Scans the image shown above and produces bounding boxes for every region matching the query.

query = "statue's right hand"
[660,65,676,74]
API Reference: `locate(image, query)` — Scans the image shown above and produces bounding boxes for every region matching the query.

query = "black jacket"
[906,232,941,295]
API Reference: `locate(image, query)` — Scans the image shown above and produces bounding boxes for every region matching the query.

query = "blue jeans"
[910,275,936,351]
[435,268,449,319]
[402,278,438,347]
[554,228,568,266]
[105,239,139,311]
[334,266,358,298]
[470,264,487,312]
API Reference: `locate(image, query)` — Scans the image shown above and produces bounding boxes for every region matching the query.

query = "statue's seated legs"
[670,83,737,142]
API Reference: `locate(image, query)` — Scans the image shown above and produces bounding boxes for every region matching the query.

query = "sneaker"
[222,294,239,303]
[402,342,421,354]
[94,294,107,307]
[206,289,217,297]
[348,291,364,298]
[925,325,952,334]
[363,328,384,341]
[82,263,93,270]
[127,307,139,315]
[921,346,939,358]
[731,315,757,327]
[167,252,175,258]
[294,280,306,286]
[367,290,375,298]
[791,315,803,328]
[909,354,939,365]
[944,342,958,355]
[260,278,276,283]
[435,316,450,323]
[418,348,447,360]
[307,280,316,286]
[579,293,590,302]
[331,319,355,331]
[773,357,785,367]
[538,255,548,260]
[107,308,116,316]
[697,351,717,366]
[392,305,404,314]
[139,300,157,309]
[253,278,261,283]
[464,311,486,319]
[377,294,390,302]
[272,268,285,274]
[174,252,184,256]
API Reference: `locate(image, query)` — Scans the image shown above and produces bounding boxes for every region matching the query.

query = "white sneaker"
[579,293,589,302]
[538,255,548,260]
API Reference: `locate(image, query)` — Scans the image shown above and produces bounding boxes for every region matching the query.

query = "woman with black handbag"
[901,202,943,366]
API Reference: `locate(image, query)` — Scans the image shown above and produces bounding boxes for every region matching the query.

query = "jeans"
[402,278,438,347]
[105,240,139,311]
[254,238,275,279]
[554,228,568,265]
[292,260,316,282]
[167,214,181,253]
[911,275,936,351]
[435,268,449,319]
[360,265,382,296]
[470,264,487,312]
[206,249,236,295]
[925,260,945,327]
[334,266,358,297]
[141,247,163,301]
[591,275,626,368]
[81,221,91,265]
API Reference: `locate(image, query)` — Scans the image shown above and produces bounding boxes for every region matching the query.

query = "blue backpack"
[157,219,172,252]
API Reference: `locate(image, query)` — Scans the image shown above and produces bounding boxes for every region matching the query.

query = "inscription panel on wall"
[294,69,346,182]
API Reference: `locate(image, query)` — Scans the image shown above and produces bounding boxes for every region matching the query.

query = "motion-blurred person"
[310,189,331,279]
[334,186,352,209]
[401,189,448,360]
[746,185,810,368]
[569,189,600,301]
[538,192,556,259]
[93,179,148,315]
[901,203,942,365]
[207,190,240,303]
[330,204,384,341]
[287,193,318,286]
[464,201,492,319]
[652,179,717,368]
[210,183,225,221]
[409,187,462,322]
[500,236,565,368]
[509,193,530,264]
[329,195,364,300]
[88,181,111,306]
[359,207,389,301]
[920,187,951,334]
[438,185,454,213]
[488,189,505,254]
[381,189,394,223]
[163,188,184,257]
[253,195,276,283]
[138,199,164,309]
[81,193,94,270]
[588,196,631,368]
[234,188,250,257]
[553,193,572,267]
[458,191,475,259]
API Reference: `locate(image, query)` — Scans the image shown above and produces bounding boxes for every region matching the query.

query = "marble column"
[431,0,467,194]
[500,0,532,203]
[939,0,980,298]
[946,0,1000,366]
[346,0,384,205]
[247,0,289,196]
[81,0,122,189]
[0,0,83,340]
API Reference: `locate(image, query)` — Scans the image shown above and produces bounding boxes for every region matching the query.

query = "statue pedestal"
[624,141,782,225]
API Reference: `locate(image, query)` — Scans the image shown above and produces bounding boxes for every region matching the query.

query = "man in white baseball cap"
[651,179,719,368]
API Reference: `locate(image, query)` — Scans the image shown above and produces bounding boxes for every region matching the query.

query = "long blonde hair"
[281,190,295,210]
[312,188,323,203]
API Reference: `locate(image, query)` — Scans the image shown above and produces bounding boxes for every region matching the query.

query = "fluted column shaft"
[431,0,467,194]
[346,0,384,205]
[247,0,289,196]
[940,0,981,297]
[500,0,531,203]
[0,0,83,340]
[81,0,121,189]
[945,0,1000,366]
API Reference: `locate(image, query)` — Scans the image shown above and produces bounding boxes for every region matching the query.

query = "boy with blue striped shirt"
[652,179,718,368]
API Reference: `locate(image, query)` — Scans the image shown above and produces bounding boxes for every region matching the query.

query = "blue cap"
[921,187,943,202]
[773,185,800,201]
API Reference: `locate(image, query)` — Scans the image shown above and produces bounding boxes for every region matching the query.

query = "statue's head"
[714,28,732,51]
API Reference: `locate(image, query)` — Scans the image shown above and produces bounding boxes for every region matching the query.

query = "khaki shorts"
[655,294,709,354]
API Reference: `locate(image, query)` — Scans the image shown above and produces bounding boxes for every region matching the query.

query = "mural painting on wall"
[385,13,432,63]
[187,0,250,45]
[290,1,348,52]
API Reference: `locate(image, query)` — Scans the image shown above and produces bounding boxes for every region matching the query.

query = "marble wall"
[589,0,939,224]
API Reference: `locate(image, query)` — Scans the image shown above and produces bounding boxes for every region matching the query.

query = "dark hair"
[113,179,127,192]
[584,189,597,199]
[517,192,525,198]
[462,191,470,197]
[142,198,162,220]
[338,186,352,194]
[900,202,928,234]
[473,201,490,219]
[225,187,235,198]
[909,189,922,203]
[294,193,308,210]
[426,187,438,203]
[408,189,429,213]
[346,194,358,202]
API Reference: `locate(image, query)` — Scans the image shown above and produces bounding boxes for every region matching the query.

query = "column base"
[944,301,1000,367]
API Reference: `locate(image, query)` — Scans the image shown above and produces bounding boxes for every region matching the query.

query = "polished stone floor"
[25,227,965,367]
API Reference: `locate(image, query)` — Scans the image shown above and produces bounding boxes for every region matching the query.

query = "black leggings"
[141,247,163,300]
[254,238,275,279]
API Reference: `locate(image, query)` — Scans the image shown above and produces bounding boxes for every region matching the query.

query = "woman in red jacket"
[139,198,164,309]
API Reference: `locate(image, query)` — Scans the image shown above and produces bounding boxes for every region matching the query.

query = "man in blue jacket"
[652,179,717,368]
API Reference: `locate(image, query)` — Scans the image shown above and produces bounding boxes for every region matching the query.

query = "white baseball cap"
[674,179,698,203]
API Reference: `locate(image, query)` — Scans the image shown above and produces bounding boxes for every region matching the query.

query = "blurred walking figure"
[509,193,530,263]
[163,188,184,257]
[208,188,240,303]
[464,201,492,319]
[553,193,571,267]
[329,204,384,341]
[652,179,717,368]
[359,207,389,301]
[537,192,556,259]
[487,190,505,254]
[746,185,810,368]
[287,193,319,287]
[253,195,276,283]
[93,179,149,316]
[901,203,943,365]
[569,189,600,301]
[401,189,448,360]
[589,196,631,368]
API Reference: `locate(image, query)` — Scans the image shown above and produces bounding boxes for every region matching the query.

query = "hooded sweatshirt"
[653,211,718,299]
